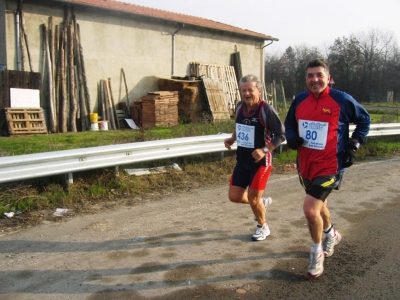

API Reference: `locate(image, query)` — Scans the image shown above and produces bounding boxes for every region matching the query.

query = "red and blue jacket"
[284,87,370,180]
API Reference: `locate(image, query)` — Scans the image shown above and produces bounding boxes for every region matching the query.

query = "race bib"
[298,119,328,150]
[236,123,255,148]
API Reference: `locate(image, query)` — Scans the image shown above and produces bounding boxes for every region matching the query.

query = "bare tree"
[328,36,362,97]
[353,29,398,101]
[265,29,400,104]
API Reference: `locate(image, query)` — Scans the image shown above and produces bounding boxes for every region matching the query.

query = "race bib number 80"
[299,119,328,150]
[236,123,255,148]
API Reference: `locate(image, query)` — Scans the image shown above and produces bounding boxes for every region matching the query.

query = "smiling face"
[306,66,331,98]
[239,81,261,108]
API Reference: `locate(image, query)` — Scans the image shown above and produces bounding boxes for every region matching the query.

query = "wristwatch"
[350,142,360,150]
[263,147,269,153]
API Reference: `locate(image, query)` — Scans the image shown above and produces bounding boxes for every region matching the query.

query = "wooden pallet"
[190,62,240,119]
[5,108,48,135]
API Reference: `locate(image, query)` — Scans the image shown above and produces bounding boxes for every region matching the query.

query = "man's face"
[306,66,331,97]
[240,81,261,105]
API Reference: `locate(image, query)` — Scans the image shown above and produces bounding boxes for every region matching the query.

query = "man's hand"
[287,136,304,150]
[252,148,267,163]
[224,137,235,150]
[343,144,357,168]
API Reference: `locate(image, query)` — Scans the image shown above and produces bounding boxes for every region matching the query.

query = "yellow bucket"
[90,113,98,123]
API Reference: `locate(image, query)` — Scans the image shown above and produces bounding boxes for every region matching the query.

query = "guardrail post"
[65,173,73,185]
[115,166,119,177]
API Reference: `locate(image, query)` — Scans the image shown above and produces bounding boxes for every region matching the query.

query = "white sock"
[311,242,322,253]
[324,224,335,238]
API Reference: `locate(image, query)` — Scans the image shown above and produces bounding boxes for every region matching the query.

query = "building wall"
[5,0,264,113]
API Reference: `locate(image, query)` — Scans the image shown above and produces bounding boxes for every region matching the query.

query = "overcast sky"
[120,0,399,55]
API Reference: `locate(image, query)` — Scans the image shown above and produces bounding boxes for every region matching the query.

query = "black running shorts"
[298,172,344,201]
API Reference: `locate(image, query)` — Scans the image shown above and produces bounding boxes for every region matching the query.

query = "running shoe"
[323,229,342,257]
[254,197,272,221]
[251,224,270,241]
[307,251,324,278]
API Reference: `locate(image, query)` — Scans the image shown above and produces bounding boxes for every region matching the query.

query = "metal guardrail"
[0,134,233,184]
[0,123,400,184]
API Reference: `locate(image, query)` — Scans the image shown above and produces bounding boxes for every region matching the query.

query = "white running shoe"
[254,197,272,221]
[307,251,324,278]
[323,229,342,257]
[251,224,270,241]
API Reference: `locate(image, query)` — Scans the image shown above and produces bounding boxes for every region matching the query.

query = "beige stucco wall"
[5,0,264,113]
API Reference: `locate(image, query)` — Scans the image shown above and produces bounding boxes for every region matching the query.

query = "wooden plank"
[202,78,230,122]
[148,91,177,96]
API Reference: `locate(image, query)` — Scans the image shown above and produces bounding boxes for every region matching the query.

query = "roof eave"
[52,0,278,41]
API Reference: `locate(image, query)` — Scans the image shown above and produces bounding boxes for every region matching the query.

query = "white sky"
[120,0,399,55]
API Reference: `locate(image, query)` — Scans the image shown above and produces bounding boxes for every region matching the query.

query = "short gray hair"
[239,74,263,90]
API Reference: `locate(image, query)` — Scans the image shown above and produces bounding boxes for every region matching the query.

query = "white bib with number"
[236,123,255,148]
[298,119,328,150]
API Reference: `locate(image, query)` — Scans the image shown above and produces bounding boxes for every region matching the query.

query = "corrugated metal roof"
[54,0,278,41]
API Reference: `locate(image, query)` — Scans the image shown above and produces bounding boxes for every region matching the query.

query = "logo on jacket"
[322,107,331,115]
[243,119,251,125]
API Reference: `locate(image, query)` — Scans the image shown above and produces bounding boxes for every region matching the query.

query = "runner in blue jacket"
[284,58,370,278]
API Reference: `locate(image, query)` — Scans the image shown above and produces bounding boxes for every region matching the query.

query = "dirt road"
[0,157,399,299]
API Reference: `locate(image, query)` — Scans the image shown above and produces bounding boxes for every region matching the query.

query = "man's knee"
[303,206,320,221]
[228,187,245,203]
[229,195,241,203]
[303,195,323,220]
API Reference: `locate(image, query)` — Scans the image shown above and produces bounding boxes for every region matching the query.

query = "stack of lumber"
[132,91,179,129]
[131,101,142,128]
[158,78,205,123]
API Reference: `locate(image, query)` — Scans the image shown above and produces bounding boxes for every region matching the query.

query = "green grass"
[361,102,400,107]
[362,102,400,123]
[367,111,399,123]
[0,121,235,156]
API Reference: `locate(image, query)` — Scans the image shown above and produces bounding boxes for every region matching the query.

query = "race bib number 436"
[299,119,328,150]
[236,123,255,148]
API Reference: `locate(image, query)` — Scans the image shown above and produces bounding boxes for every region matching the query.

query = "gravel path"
[0,157,399,299]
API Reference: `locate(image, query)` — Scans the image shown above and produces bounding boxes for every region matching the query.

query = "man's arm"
[224,129,236,150]
[224,101,241,150]
[284,100,299,137]
[337,92,371,144]
[351,103,371,144]
[263,103,285,150]
[283,100,305,150]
